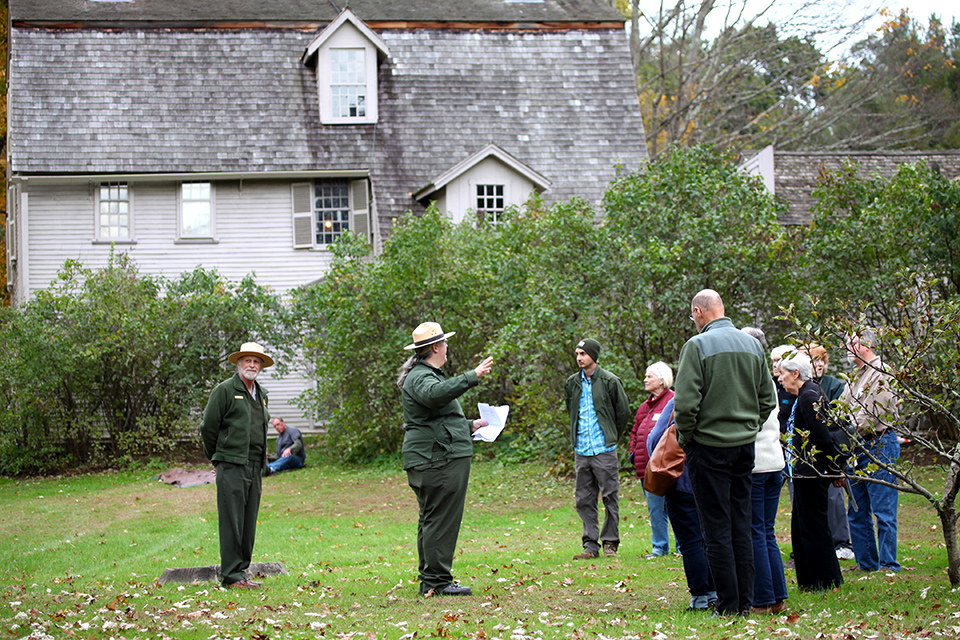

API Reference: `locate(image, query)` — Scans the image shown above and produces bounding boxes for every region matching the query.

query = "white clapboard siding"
[25,179,342,429]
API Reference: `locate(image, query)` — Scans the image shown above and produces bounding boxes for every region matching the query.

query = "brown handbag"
[644,413,685,497]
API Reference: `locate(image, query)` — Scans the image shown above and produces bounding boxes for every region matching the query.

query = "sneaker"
[602,544,618,557]
[439,583,472,596]
[835,546,856,560]
[572,549,600,560]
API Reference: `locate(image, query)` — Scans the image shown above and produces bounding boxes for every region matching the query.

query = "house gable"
[304,9,390,125]
[414,144,551,223]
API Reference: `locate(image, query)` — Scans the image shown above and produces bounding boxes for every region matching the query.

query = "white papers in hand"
[474,403,509,442]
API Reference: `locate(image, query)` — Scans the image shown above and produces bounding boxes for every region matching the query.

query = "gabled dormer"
[414,144,552,225]
[303,9,390,125]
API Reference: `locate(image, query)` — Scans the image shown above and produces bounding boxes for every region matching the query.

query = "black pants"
[792,476,843,591]
[687,441,755,615]
[406,456,472,593]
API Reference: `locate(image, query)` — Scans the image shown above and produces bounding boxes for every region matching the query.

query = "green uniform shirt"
[401,362,479,469]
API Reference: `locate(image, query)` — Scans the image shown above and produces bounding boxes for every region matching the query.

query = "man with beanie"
[564,338,631,559]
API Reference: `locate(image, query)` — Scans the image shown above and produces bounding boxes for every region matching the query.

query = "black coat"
[791,380,841,478]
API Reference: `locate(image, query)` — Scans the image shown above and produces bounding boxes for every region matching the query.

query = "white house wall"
[22,179,334,429]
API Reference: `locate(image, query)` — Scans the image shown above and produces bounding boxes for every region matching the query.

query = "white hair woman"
[779,352,843,593]
[629,361,675,558]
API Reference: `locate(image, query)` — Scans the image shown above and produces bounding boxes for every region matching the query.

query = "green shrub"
[0,252,290,475]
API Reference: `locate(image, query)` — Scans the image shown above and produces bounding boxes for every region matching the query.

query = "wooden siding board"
[24,180,332,426]
[11,0,625,24]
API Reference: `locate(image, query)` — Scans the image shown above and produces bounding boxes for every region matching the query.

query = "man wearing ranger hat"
[201,342,274,590]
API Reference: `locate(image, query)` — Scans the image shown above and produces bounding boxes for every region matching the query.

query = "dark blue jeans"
[687,441,755,615]
[751,471,788,607]
[665,487,715,606]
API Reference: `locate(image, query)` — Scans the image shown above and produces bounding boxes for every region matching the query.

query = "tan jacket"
[842,356,899,436]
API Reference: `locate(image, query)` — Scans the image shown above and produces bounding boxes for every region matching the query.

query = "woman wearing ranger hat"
[397,322,494,597]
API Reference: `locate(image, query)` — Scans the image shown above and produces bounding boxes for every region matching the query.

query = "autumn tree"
[810,10,960,150]
[625,0,878,157]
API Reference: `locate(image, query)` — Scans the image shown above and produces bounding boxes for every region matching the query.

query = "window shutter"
[291,182,314,249]
[350,179,370,245]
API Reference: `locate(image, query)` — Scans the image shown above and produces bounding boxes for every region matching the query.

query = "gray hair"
[859,327,877,348]
[779,352,813,381]
[396,346,432,389]
[770,344,793,361]
[741,326,768,349]
[646,361,674,390]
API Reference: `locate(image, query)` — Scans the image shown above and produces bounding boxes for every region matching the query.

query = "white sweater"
[753,404,786,473]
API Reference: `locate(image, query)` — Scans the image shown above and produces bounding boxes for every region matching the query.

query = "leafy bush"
[293,146,801,464]
[0,252,289,475]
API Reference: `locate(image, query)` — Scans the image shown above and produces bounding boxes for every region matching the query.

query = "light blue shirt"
[575,369,615,456]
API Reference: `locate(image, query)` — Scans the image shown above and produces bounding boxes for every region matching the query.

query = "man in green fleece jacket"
[674,290,776,616]
[201,342,273,590]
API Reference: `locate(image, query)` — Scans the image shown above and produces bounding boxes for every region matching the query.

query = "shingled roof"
[11,0,625,25]
[8,0,646,235]
[768,151,960,224]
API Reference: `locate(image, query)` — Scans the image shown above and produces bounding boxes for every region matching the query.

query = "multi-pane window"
[315,179,350,245]
[476,184,505,225]
[98,183,130,239]
[180,182,213,238]
[331,49,366,118]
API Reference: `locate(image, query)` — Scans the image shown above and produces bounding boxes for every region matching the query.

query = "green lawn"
[0,458,956,639]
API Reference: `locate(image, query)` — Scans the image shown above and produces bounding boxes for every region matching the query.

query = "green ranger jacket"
[201,373,270,467]
[401,362,479,470]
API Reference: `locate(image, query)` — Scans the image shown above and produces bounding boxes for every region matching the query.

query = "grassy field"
[1,455,958,639]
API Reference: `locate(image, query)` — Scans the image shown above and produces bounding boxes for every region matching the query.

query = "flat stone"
[158,561,288,585]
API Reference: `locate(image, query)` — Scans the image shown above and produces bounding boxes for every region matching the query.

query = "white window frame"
[177,182,217,242]
[94,182,135,243]
[314,179,352,246]
[291,178,372,250]
[330,48,367,119]
[475,183,506,226]
[316,32,380,125]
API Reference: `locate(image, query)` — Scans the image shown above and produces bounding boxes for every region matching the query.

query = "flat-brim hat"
[228,342,275,368]
[404,322,456,350]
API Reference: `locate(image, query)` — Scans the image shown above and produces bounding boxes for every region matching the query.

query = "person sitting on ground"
[266,417,306,476]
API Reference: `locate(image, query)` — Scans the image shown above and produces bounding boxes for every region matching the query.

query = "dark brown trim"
[12,20,624,31]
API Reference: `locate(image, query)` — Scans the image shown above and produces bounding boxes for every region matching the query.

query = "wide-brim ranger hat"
[404,322,456,351]
[228,342,275,368]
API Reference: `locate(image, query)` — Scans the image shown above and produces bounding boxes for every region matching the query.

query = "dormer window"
[304,9,389,126]
[331,49,366,118]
